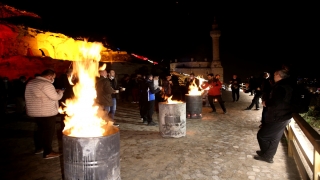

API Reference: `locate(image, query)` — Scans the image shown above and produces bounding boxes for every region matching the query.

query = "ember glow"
[59,42,114,137]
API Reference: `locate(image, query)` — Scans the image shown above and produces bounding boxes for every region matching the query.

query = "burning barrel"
[185,94,202,119]
[158,101,186,138]
[63,128,120,180]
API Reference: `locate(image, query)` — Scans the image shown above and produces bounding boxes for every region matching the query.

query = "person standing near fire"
[107,69,120,126]
[162,74,173,98]
[140,74,161,126]
[153,74,163,112]
[201,73,227,114]
[95,69,113,123]
[185,73,201,94]
[25,69,64,159]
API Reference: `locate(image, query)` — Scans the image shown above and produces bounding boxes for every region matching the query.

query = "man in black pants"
[254,69,293,163]
[245,73,263,110]
[140,74,161,126]
[259,72,273,128]
[229,74,241,102]
[25,69,64,159]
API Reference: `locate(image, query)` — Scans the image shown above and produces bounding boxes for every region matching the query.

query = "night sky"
[1,1,318,80]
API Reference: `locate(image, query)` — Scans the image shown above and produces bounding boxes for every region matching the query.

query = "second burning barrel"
[185,94,202,119]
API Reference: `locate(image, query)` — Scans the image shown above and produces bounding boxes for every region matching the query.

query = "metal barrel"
[63,129,120,180]
[158,102,186,138]
[185,94,202,119]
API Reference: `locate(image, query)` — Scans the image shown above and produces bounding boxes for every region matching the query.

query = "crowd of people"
[0,64,298,164]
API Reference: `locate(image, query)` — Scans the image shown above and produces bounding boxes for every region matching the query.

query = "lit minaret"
[210,17,224,83]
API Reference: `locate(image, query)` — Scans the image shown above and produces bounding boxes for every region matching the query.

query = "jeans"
[105,98,117,120]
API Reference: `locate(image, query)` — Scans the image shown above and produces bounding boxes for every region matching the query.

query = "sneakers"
[44,152,62,159]
[255,108,260,110]
[223,111,227,114]
[210,110,217,113]
[245,107,251,110]
[143,121,148,125]
[34,149,43,155]
[147,121,157,126]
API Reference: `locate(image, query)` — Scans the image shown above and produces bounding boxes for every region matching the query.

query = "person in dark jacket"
[248,75,256,96]
[95,70,113,121]
[185,73,201,94]
[140,74,161,126]
[162,74,172,98]
[13,76,27,114]
[259,72,273,127]
[229,74,242,102]
[254,69,293,163]
[245,74,263,110]
[107,69,119,125]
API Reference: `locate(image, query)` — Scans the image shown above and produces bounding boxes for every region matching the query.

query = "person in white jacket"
[25,69,64,159]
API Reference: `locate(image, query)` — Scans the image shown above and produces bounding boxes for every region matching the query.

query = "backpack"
[291,83,311,113]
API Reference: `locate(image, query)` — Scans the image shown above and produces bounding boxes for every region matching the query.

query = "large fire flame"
[59,42,115,137]
[188,76,206,95]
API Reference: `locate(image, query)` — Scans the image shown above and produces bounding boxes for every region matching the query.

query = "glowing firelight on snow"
[59,42,115,137]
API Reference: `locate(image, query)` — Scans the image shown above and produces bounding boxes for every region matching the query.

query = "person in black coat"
[254,69,293,163]
[140,74,161,126]
[248,75,256,96]
[260,72,273,127]
[245,74,263,110]
[229,74,242,102]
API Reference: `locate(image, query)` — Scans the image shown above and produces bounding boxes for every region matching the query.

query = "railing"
[284,113,320,180]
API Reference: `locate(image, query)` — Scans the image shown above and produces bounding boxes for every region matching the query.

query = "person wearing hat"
[201,73,227,114]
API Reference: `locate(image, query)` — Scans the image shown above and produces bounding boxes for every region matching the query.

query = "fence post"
[314,148,320,180]
[287,121,294,157]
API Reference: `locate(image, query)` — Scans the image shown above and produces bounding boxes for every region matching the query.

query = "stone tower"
[210,17,224,83]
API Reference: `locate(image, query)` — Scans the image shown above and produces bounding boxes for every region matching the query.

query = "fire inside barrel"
[59,42,120,180]
[185,94,202,119]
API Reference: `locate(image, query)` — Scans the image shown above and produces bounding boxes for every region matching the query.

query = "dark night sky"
[1,1,318,80]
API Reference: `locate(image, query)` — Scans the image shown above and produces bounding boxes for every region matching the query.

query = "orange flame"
[166,95,183,104]
[59,41,115,137]
[188,80,202,95]
[99,63,106,70]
